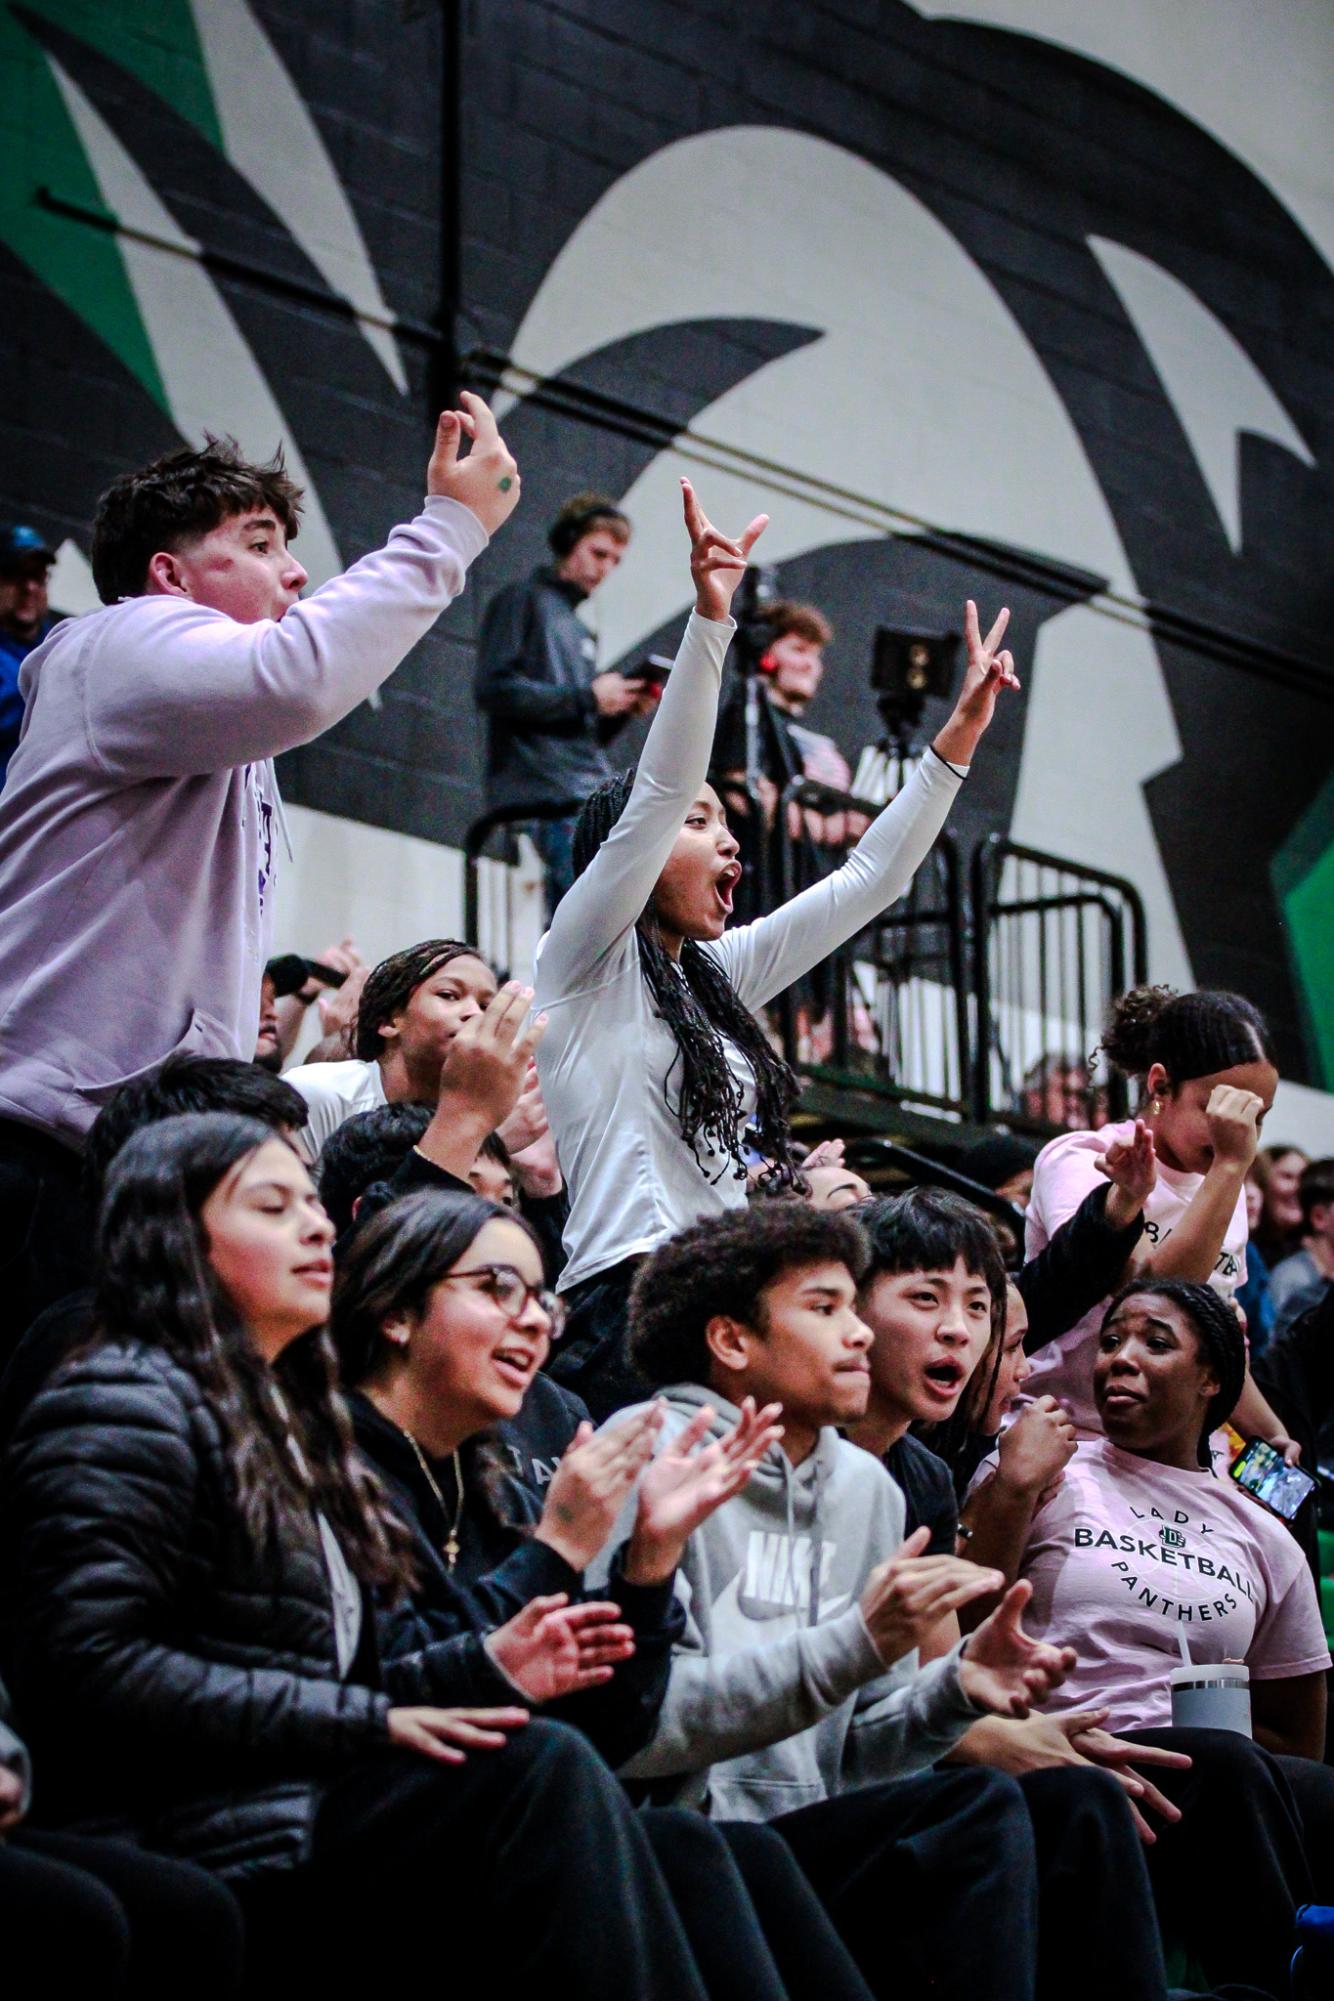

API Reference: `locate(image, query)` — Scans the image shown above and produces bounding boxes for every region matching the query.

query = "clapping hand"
[439,984,547,1139]
[1095,1118,1157,1228]
[859,1529,1005,1668]
[958,1579,1075,1718]
[624,1398,784,1585]
[683,480,768,623]
[996,1396,1077,1498]
[486,1594,635,1703]
[536,1405,665,1572]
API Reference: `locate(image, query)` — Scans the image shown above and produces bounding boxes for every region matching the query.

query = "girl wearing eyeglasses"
[333,1187,883,2001]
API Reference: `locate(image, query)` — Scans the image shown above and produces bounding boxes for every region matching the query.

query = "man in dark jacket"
[474,492,650,909]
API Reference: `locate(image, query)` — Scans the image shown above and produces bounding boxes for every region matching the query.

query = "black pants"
[9,1829,244,1999]
[647,1811,873,2001]
[549,1255,647,1421]
[771,1765,1039,2001]
[1125,1726,1314,1998]
[1,1835,129,1991]
[240,1721,714,2000]
[1017,1765,1171,2001]
[0,1118,93,1368]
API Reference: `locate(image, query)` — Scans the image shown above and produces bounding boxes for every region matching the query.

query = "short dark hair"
[761,599,832,648]
[1298,1158,1334,1231]
[1100,985,1273,1086]
[858,1189,1008,1320]
[318,1101,433,1236]
[84,1054,306,1204]
[630,1204,869,1391]
[354,940,487,1062]
[91,435,303,603]
[548,492,630,559]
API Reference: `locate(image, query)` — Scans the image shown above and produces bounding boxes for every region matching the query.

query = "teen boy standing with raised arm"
[0,396,518,1341]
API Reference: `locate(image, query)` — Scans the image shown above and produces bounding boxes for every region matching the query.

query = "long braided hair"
[94,1112,417,1594]
[572,768,800,1187]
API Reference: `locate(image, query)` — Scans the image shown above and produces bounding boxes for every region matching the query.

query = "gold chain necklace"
[397,1425,465,1572]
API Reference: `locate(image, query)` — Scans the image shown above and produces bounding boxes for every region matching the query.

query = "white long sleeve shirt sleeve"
[534,617,966,1291]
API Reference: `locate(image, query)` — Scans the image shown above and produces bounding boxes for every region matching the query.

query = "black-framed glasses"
[440,1264,566,1338]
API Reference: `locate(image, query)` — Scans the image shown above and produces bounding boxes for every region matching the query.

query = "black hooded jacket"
[0,1342,520,1878]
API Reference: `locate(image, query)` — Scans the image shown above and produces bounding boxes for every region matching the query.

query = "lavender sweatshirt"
[0,495,487,1146]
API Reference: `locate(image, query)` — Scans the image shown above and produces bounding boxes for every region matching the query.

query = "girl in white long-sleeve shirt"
[535,482,1019,1413]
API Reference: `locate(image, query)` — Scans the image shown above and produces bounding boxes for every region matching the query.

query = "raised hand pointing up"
[683,478,769,623]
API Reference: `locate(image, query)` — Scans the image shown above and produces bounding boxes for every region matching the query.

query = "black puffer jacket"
[0,1341,517,1878]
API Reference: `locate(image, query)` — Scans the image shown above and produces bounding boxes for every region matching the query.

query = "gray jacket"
[591,1387,981,1821]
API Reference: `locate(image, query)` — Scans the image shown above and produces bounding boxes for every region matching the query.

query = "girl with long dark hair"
[0,1112,745,2000]
[535,482,1019,1413]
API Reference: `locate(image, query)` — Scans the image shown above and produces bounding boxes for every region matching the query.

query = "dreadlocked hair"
[573,768,801,1188]
[94,1113,418,1596]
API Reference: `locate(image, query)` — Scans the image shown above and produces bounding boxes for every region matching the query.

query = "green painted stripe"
[1272,772,1334,1092]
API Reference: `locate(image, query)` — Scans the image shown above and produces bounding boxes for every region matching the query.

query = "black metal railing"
[461,798,584,977]
[970,835,1149,1132]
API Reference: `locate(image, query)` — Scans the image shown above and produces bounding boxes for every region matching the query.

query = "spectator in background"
[1237,1166,1277,1356]
[960,1135,1040,1213]
[260,938,370,1070]
[1252,1143,1308,1268]
[0,523,58,785]
[1017,1051,1093,1131]
[1268,1158,1334,1324]
[0,396,517,1341]
[475,492,651,912]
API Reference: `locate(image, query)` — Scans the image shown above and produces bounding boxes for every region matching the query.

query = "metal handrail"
[462,797,585,945]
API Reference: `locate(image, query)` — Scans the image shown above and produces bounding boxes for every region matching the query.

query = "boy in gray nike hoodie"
[589,1202,1076,2001]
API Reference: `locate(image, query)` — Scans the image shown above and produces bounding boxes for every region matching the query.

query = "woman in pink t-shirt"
[1016,1280,1329,1749]
[971,1278,1334,1995]
[1025,984,1298,1457]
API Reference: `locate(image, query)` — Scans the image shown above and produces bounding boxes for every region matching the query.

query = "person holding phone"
[535,480,1019,1417]
[474,491,653,914]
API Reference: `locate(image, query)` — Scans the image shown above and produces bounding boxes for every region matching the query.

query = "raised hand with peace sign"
[681,478,769,623]
[933,599,1022,768]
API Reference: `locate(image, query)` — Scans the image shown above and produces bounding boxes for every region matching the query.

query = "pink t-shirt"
[1023,1121,1249,1433]
[1018,1439,1328,1732]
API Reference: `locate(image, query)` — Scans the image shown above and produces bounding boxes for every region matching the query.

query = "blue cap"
[0,523,57,571]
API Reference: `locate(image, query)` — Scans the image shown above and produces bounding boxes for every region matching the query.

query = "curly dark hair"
[354,939,489,1063]
[572,768,800,1187]
[1099,1277,1247,1466]
[83,1053,307,1205]
[91,434,303,603]
[630,1203,869,1391]
[94,1112,415,1592]
[1099,985,1273,1087]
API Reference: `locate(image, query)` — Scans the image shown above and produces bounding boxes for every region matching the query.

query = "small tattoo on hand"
[498,475,513,492]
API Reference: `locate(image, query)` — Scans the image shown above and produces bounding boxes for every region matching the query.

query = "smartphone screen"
[1229,1436,1317,1521]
